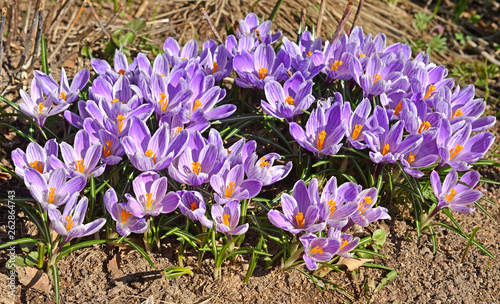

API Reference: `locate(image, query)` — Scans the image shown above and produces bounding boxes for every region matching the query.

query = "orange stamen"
[424,84,436,99]
[146,193,153,210]
[192,162,201,175]
[295,212,305,228]
[103,140,113,158]
[451,109,463,120]
[359,53,366,58]
[445,189,457,202]
[373,74,381,84]
[340,239,349,250]
[120,209,133,223]
[408,152,416,165]
[394,102,403,115]
[316,131,327,151]
[259,157,269,167]
[159,93,168,112]
[59,92,66,101]
[212,61,219,74]
[418,121,431,134]
[310,246,323,254]
[352,125,363,140]
[75,159,85,173]
[225,182,236,197]
[330,60,343,71]
[29,161,43,174]
[193,99,202,111]
[174,127,183,136]
[65,215,73,231]
[306,51,312,57]
[190,202,198,211]
[382,144,390,156]
[223,213,230,226]
[258,67,268,80]
[449,145,463,159]
[285,96,294,106]
[328,199,337,215]
[117,115,126,133]
[145,149,156,164]
[48,188,56,204]
[118,69,126,75]
[38,103,44,114]
[358,196,372,214]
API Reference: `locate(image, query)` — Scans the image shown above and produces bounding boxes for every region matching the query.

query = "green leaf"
[56,239,112,263]
[50,264,60,304]
[461,226,481,264]
[119,32,136,47]
[125,18,147,31]
[372,229,386,246]
[268,0,284,21]
[376,270,399,291]
[0,237,44,250]
[162,266,192,278]
[41,34,49,74]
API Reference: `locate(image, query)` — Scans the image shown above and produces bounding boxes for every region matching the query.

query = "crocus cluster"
[268,177,390,270]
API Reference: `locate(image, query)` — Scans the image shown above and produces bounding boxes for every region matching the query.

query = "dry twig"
[331,1,353,41]
[49,0,85,62]
[15,0,41,72]
[0,7,7,87]
[201,8,223,45]
[86,0,110,40]
[316,0,326,38]
[349,0,365,35]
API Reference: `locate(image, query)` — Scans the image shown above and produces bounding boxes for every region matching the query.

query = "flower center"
[29,161,43,174]
[316,130,327,151]
[295,212,305,228]
[259,157,269,167]
[223,213,230,226]
[451,108,463,120]
[160,93,168,112]
[382,144,390,156]
[424,84,436,99]
[328,199,337,215]
[60,91,66,101]
[373,74,381,84]
[48,187,56,204]
[418,121,431,134]
[38,102,44,113]
[192,162,201,175]
[340,239,349,250]
[408,152,416,164]
[111,98,124,104]
[305,51,312,57]
[75,159,85,173]
[212,61,219,74]
[193,99,202,111]
[358,196,372,214]
[330,60,343,71]
[310,246,323,254]
[352,124,363,140]
[394,101,403,115]
[118,69,126,75]
[258,67,268,80]
[449,145,463,159]
[190,202,198,211]
[225,182,236,197]
[145,149,157,164]
[103,140,113,158]
[120,209,133,223]
[285,96,294,106]
[145,192,154,210]
[359,53,366,58]
[117,115,126,133]
[445,189,457,202]
[174,127,183,136]
[65,215,73,231]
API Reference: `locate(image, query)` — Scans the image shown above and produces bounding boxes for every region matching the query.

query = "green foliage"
[454,0,470,19]
[426,34,447,55]
[414,12,433,32]
[454,32,471,47]
[450,60,499,87]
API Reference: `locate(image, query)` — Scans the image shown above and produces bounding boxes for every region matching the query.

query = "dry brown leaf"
[334,257,373,271]
[16,266,51,294]
[0,172,11,181]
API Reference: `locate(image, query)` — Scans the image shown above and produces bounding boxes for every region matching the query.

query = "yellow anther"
[174,127,183,136]
[445,189,457,202]
[340,239,349,250]
[223,213,230,226]
[418,121,431,134]
[330,60,343,71]
[394,101,403,115]
[118,69,126,75]
[259,157,269,167]
[38,103,44,114]
[29,161,43,174]
[358,196,372,214]
[306,51,312,57]
[295,212,305,228]
[159,93,168,112]
[310,246,323,254]
[382,144,390,156]
[449,145,463,159]
[190,202,198,211]
[451,108,463,120]
[146,192,153,210]
[328,199,337,215]
[258,67,268,80]
[192,162,201,175]
[225,182,236,197]
[117,115,126,133]
[359,53,366,58]
[65,215,73,231]
[145,149,156,164]
[75,159,85,173]
[285,96,294,106]
[48,188,56,204]
[120,209,133,223]
[408,152,416,165]
[424,84,436,99]
[373,74,381,84]
[193,99,202,111]
[103,140,113,158]
[212,61,219,74]
[60,92,66,101]
[352,125,363,140]
[316,130,327,151]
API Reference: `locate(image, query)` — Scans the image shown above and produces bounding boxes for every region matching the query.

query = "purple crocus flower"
[104,188,147,237]
[281,31,324,80]
[91,50,137,82]
[299,233,341,270]
[313,39,354,83]
[89,75,143,110]
[328,228,360,259]
[364,106,422,164]
[430,170,483,214]
[399,140,439,178]
[342,98,376,149]
[210,163,262,205]
[50,129,105,179]
[267,180,326,234]
[97,129,124,166]
[121,117,189,172]
[177,190,208,222]
[261,72,314,122]
[204,200,249,236]
[225,34,260,56]
[289,102,346,158]
[317,176,360,228]
[35,67,90,104]
[243,151,292,186]
[24,168,86,211]
[401,98,441,142]
[19,78,69,128]
[163,38,198,66]
[233,44,290,89]
[11,139,58,179]
[200,43,233,82]
[125,172,180,218]
[236,13,281,44]
[48,195,106,246]
[349,188,390,227]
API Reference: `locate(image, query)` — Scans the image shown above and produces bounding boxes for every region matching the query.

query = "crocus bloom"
[243,152,292,186]
[97,130,124,166]
[281,31,324,80]
[11,139,58,179]
[261,72,315,122]
[121,118,188,171]
[24,168,86,211]
[19,78,69,128]
[34,67,89,104]
[200,43,233,82]
[51,129,105,179]
[364,106,422,164]
[210,164,262,205]
[125,172,180,218]
[267,180,326,234]
[399,140,439,178]
[89,75,143,110]
[236,13,281,44]
[317,176,360,228]
[342,98,375,149]
[48,195,106,246]
[163,38,198,66]
[104,188,147,237]
[349,188,390,227]
[289,102,346,158]
[91,49,137,81]
[177,191,208,222]
[430,170,483,214]
[233,44,290,89]
[299,233,341,270]
[328,228,360,259]
[205,200,249,236]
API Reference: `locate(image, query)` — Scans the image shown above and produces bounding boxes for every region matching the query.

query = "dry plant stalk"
[0,7,7,87]
[49,0,85,62]
[201,8,223,45]
[349,0,365,35]
[331,1,353,42]
[15,0,42,72]
[316,0,327,38]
